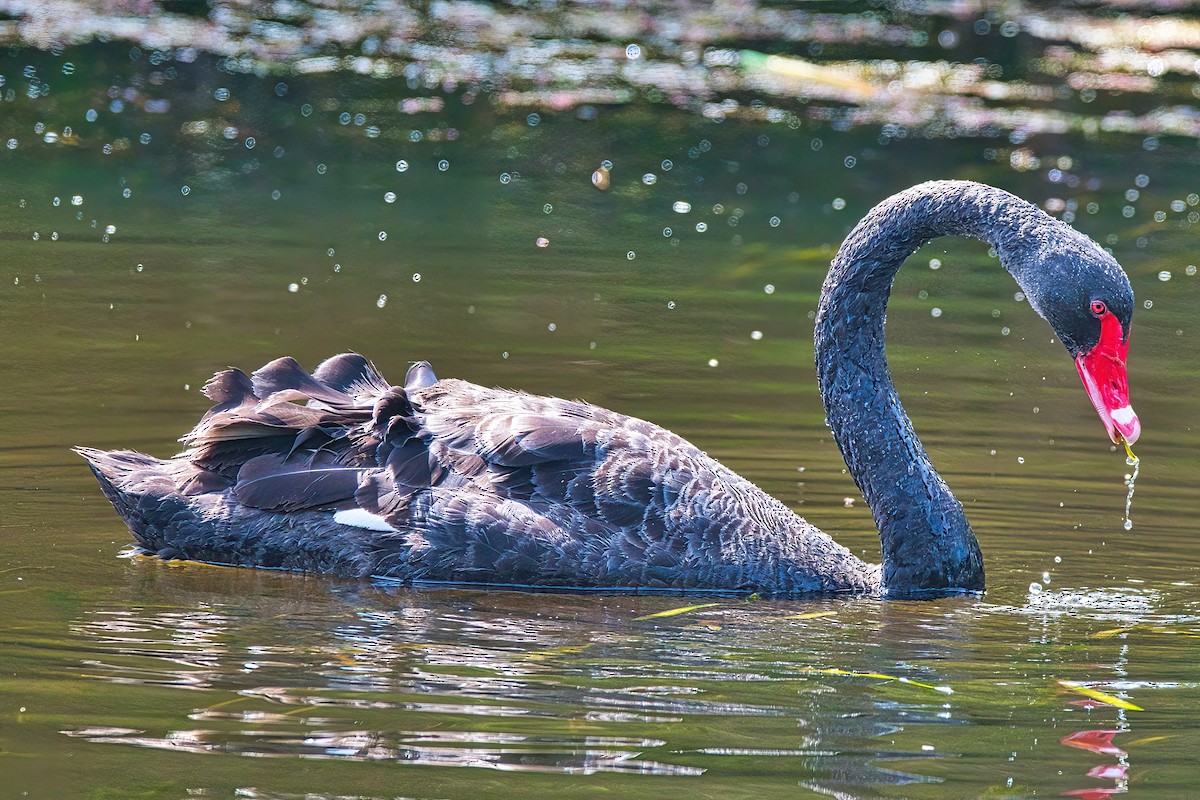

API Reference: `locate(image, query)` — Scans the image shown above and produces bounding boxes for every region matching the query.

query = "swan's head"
[1017,227,1139,445]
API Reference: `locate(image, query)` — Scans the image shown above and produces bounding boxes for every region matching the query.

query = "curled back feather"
[232,452,365,512]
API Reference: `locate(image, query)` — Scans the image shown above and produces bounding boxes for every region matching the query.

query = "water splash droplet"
[1122,441,1140,531]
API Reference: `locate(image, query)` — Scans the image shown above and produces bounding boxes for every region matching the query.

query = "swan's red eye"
[1090,300,1107,317]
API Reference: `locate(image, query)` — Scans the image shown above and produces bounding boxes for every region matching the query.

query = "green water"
[3,7,1200,798]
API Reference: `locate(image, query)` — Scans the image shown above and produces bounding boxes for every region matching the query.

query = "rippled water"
[2,3,1200,798]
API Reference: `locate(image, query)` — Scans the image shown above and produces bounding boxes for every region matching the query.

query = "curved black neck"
[815,181,1053,596]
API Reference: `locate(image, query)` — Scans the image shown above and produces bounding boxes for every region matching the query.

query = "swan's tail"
[74,446,186,553]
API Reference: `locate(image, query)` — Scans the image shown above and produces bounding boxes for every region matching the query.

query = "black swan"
[78,180,1139,597]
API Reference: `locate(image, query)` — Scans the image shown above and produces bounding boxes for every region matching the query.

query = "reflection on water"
[2,1,1200,798]
[45,564,1193,796]
[57,574,984,785]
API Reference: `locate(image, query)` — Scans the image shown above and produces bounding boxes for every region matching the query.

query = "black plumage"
[78,181,1138,597]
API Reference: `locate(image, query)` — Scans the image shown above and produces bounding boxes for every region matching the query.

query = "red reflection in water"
[1087,764,1128,781]
[1060,729,1127,756]
[1060,729,1129,799]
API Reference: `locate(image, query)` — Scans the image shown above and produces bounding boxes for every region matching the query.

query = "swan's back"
[79,353,878,594]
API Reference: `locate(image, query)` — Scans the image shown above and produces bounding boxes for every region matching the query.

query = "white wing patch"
[334,508,397,532]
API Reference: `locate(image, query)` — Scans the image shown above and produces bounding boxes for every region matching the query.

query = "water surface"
[2,4,1200,798]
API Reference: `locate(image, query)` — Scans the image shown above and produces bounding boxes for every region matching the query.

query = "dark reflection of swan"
[60,570,974,785]
[78,181,1138,597]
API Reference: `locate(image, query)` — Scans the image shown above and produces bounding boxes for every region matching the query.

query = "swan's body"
[79,181,1139,597]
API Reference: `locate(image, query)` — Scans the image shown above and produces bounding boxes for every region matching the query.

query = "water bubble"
[300,103,313,116]
[85,108,97,123]
[353,113,366,126]
[245,137,256,149]
[1017,456,1025,464]
[105,224,116,235]
[929,258,942,270]
[1042,571,1051,583]
[378,231,387,241]
[327,248,335,256]
[1029,582,1042,594]
[626,251,636,260]
[316,164,329,175]
[412,273,421,282]
[31,232,39,240]
[769,216,781,227]
[52,196,61,207]
[438,159,449,172]
[1135,174,1150,188]
[662,227,673,237]
[642,173,657,185]
[1154,210,1167,222]
[1144,300,1153,309]
[50,231,58,240]
[214,87,230,101]
[708,358,719,367]
[1001,326,1010,335]
[931,307,943,318]
[672,201,691,213]
[764,284,775,294]
[695,222,708,232]
[751,330,763,340]
[1158,270,1172,281]
[1187,265,1197,276]
[502,351,509,359]
[338,112,351,125]
[1123,519,1133,531]
[122,188,131,198]
[667,300,676,309]
[384,191,397,203]
[1172,200,1186,213]
[527,113,540,126]
[271,189,281,200]
[832,197,846,210]
[844,156,857,168]
[395,160,409,172]
[543,203,553,214]
[626,44,642,59]
[376,294,387,308]
[661,159,673,171]
[136,263,143,272]
[288,283,299,293]
[548,322,557,332]
[499,173,511,184]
